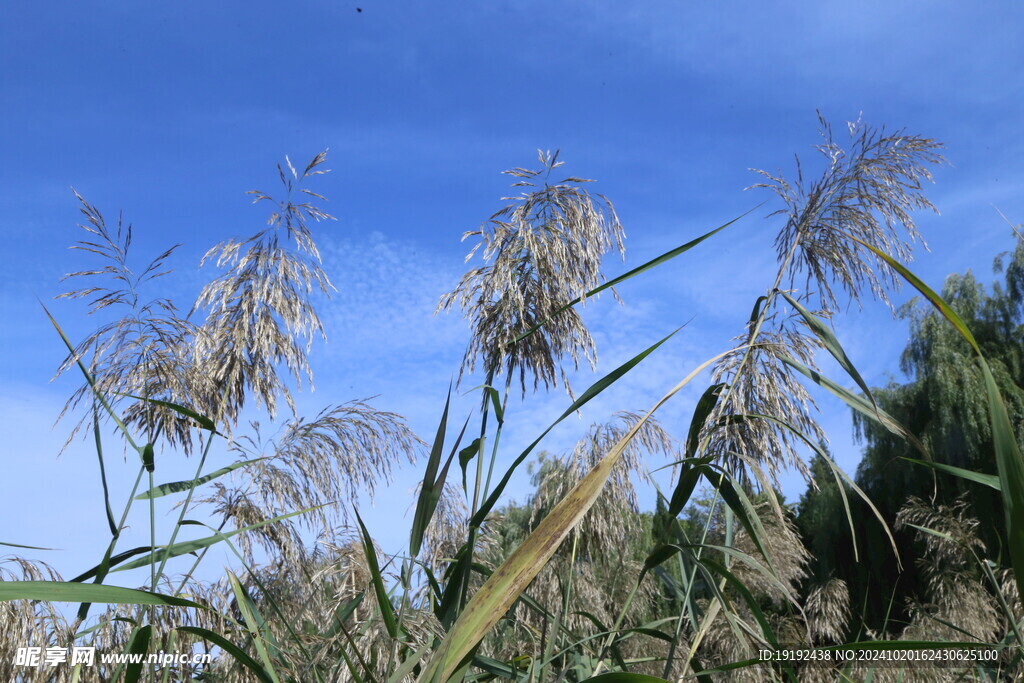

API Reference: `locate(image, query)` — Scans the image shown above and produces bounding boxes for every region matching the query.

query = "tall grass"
[1,118,1021,682]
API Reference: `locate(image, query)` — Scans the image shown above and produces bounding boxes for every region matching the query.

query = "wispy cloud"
[316,230,467,368]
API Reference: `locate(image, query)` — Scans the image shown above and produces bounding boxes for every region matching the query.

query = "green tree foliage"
[799,232,1024,635]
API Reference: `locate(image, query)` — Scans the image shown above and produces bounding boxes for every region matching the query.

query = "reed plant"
[1,117,1022,683]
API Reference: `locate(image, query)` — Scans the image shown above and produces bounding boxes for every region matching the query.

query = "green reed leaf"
[134,458,267,500]
[111,505,323,572]
[471,329,679,528]
[0,581,208,609]
[354,509,399,639]
[779,290,874,408]
[177,626,276,683]
[902,458,1001,491]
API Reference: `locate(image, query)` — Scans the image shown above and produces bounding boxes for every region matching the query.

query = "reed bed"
[2,117,1022,682]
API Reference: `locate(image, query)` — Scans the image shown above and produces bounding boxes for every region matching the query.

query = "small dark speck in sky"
[357,7,362,11]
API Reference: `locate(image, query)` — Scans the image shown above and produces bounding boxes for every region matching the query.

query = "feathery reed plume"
[55,193,202,452]
[214,400,423,534]
[251,535,443,682]
[731,499,810,609]
[706,316,824,486]
[184,399,422,627]
[438,150,625,396]
[0,559,71,683]
[697,499,811,681]
[752,113,944,310]
[706,115,943,490]
[465,415,675,675]
[896,497,999,643]
[193,151,335,424]
[804,577,850,644]
[793,577,852,683]
[529,411,675,554]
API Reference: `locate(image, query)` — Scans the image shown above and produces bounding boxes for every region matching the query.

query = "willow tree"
[800,230,1024,633]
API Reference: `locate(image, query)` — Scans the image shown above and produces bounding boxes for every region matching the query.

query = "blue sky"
[2,2,1023,588]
